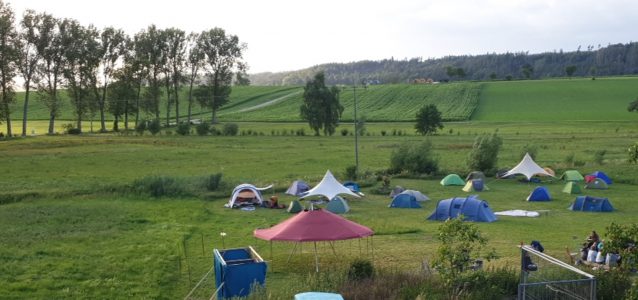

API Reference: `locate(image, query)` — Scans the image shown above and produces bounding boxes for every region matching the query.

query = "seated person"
[269,196,285,209]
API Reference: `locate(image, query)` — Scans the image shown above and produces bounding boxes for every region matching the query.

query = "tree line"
[0,0,247,136]
[250,42,638,86]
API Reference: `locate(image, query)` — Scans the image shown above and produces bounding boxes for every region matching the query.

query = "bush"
[295,128,305,136]
[340,128,349,136]
[380,130,386,136]
[594,268,633,300]
[466,132,502,174]
[222,123,238,136]
[67,128,81,135]
[147,119,161,135]
[344,165,357,181]
[132,175,187,197]
[564,153,575,166]
[348,259,375,280]
[389,140,438,175]
[205,173,223,191]
[594,149,607,165]
[135,121,147,135]
[195,122,210,136]
[176,123,191,136]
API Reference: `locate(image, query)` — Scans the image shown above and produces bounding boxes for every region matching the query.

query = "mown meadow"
[1,77,638,298]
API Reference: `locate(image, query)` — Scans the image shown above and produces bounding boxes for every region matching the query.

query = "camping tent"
[527,186,551,201]
[427,195,497,222]
[227,184,271,208]
[399,190,429,201]
[302,170,360,200]
[585,178,609,190]
[561,170,585,182]
[562,182,582,194]
[253,209,373,271]
[343,181,360,193]
[286,180,310,196]
[389,186,405,198]
[503,153,554,180]
[588,171,612,184]
[496,168,515,179]
[326,196,350,214]
[569,196,614,212]
[389,194,422,208]
[466,171,486,182]
[462,179,489,192]
[287,200,304,213]
[441,174,465,186]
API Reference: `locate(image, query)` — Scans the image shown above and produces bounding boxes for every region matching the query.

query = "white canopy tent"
[301,170,361,200]
[503,153,554,180]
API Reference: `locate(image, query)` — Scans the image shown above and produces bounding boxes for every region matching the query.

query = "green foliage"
[195,122,210,136]
[415,104,443,135]
[344,165,357,181]
[628,142,638,163]
[432,218,496,293]
[147,119,161,135]
[604,222,638,271]
[204,173,223,191]
[300,72,344,136]
[628,97,638,113]
[521,144,538,160]
[222,123,238,136]
[594,149,607,165]
[340,128,349,136]
[454,268,518,300]
[593,268,633,300]
[566,65,577,78]
[175,123,190,136]
[132,175,188,197]
[135,121,147,135]
[347,259,375,281]
[389,140,438,175]
[466,132,502,173]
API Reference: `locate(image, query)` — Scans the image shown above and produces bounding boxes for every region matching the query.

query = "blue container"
[213,246,267,299]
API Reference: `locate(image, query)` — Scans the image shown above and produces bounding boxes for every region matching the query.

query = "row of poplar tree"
[0,0,247,136]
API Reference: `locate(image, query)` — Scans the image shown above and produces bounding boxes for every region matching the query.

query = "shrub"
[135,121,147,135]
[222,123,238,136]
[389,140,438,175]
[195,122,210,136]
[340,128,349,136]
[132,175,187,197]
[67,128,81,135]
[347,259,375,281]
[344,165,357,181]
[380,130,386,136]
[466,132,502,174]
[176,123,191,136]
[147,119,161,135]
[594,268,632,300]
[205,173,223,191]
[564,153,575,166]
[295,128,305,136]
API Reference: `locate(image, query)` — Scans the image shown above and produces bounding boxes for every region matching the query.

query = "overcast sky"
[9,0,638,74]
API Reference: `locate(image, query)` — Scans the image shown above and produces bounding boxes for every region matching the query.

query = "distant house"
[411,78,435,84]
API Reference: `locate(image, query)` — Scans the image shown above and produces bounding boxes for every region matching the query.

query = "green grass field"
[2,77,638,298]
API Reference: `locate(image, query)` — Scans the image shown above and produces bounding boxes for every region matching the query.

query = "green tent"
[287,200,304,213]
[326,196,350,214]
[440,174,465,186]
[585,178,609,190]
[562,181,582,194]
[561,170,584,182]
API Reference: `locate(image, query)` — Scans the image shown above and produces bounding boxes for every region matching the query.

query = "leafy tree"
[432,218,496,297]
[162,28,187,126]
[0,0,19,136]
[185,32,204,123]
[446,66,465,81]
[627,97,638,113]
[489,72,497,80]
[235,61,250,86]
[604,222,638,271]
[300,72,344,136]
[628,142,638,164]
[565,65,577,78]
[137,25,165,120]
[147,118,161,135]
[414,104,443,135]
[35,13,64,134]
[108,66,137,131]
[389,140,438,174]
[17,9,41,137]
[98,27,126,132]
[521,63,533,79]
[467,132,502,173]
[199,27,245,123]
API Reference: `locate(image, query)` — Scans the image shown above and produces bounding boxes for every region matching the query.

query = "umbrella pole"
[329,241,338,258]
[270,241,273,272]
[371,236,374,260]
[314,241,319,273]
[286,242,299,263]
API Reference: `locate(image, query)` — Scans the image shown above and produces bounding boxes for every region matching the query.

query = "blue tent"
[569,196,614,212]
[286,180,310,196]
[527,186,551,201]
[389,193,421,208]
[427,195,497,222]
[343,181,360,193]
[589,171,612,185]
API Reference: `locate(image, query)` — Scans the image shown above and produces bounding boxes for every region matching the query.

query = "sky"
[9,0,638,74]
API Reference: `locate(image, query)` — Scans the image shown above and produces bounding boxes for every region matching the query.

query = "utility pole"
[353,78,359,177]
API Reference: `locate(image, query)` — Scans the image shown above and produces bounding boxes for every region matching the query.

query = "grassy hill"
[473,77,638,121]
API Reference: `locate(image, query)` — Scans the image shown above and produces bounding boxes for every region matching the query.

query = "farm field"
[2,77,638,298]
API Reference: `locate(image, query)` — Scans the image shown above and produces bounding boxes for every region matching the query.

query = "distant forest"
[249,42,638,86]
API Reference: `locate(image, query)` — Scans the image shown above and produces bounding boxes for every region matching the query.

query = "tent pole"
[314,241,319,273]
[329,241,338,258]
[371,236,374,260]
[358,238,361,255]
[286,242,298,263]
[270,241,273,272]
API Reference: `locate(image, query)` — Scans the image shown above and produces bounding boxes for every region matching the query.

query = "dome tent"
[527,186,551,201]
[389,193,422,208]
[427,195,497,222]
[569,196,614,212]
[286,180,310,196]
[227,184,272,208]
[440,174,465,186]
[326,196,350,214]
